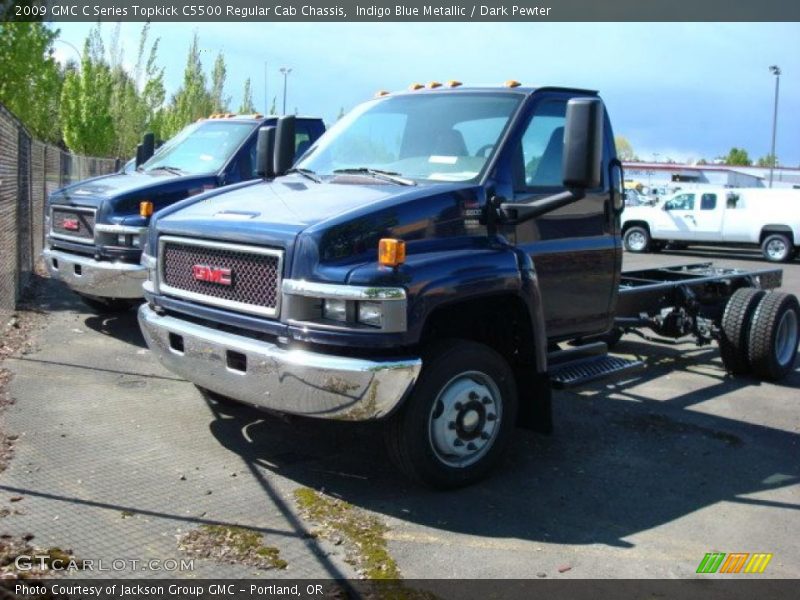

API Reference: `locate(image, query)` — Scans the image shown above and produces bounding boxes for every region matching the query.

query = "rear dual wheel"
[719,289,799,380]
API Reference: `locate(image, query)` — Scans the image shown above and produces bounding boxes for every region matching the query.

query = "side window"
[295,122,312,160]
[700,193,717,210]
[518,99,567,189]
[665,193,695,211]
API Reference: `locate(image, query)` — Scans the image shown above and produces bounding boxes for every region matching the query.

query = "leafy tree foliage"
[239,78,256,113]
[614,135,638,161]
[0,22,63,143]
[757,154,778,168]
[724,147,752,166]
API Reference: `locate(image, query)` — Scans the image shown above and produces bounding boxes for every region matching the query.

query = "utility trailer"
[550,263,794,387]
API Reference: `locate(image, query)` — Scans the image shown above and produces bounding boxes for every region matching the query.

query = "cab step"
[548,354,644,389]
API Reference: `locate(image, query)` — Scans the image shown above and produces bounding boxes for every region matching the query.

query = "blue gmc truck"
[43,114,325,312]
[137,83,800,488]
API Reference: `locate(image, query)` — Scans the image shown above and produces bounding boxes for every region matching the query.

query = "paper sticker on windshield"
[429,155,458,164]
[199,154,213,161]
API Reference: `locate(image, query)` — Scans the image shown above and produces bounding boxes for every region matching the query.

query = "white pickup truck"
[621,187,800,262]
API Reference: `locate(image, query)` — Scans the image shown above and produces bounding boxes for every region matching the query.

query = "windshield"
[297,92,523,183]
[142,120,256,175]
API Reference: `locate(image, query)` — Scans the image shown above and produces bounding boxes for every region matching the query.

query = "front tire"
[623,226,652,253]
[761,233,793,263]
[748,292,800,380]
[386,340,518,489]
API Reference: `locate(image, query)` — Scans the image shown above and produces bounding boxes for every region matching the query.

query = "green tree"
[239,78,256,113]
[163,32,212,137]
[614,135,637,161]
[0,22,63,143]
[337,106,345,120]
[210,53,229,114]
[757,154,778,168]
[696,158,708,165]
[59,26,116,155]
[269,95,277,115]
[141,35,167,141]
[724,147,752,166]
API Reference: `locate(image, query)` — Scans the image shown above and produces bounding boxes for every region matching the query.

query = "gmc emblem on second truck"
[62,218,80,231]
[192,265,232,286]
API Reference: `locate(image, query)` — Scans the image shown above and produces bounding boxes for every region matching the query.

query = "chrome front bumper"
[138,304,422,420]
[43,247,146,299]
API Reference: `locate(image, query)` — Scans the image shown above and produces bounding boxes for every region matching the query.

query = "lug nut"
[480,432,490,440]
[469,391,479,400]
[448,421,456,430]
[467,443,477,451]
[487,413,497,422]
[454,402,463,410]
[482,396,492,405]
[453,439,464,447]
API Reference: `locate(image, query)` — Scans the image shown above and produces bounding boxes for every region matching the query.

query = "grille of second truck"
[161,241,281,311]
[51,207,96,242]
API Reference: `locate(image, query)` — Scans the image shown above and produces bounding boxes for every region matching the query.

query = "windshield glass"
[297,92,523,182]
[142,120,255,175]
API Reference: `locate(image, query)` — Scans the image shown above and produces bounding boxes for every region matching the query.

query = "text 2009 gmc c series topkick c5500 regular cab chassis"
[42,114,325,313]
[136,82,800,488]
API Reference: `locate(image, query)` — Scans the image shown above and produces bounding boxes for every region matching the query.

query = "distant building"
[622,162,800,192]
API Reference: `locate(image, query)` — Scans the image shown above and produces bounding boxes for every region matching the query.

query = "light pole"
[54,39,82,67]
[768,65,781,188]
[279,67,292,115]
[264,61,269,115]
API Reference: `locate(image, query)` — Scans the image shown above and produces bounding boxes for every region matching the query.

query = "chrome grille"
[159,236,283,317]
[50,206,96,243]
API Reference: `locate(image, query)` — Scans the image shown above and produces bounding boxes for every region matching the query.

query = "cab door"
[654,193,696,240]
[507,95,617,340]
[689,192,724,240]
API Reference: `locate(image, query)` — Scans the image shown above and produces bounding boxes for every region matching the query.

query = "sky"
[51,21,800,166]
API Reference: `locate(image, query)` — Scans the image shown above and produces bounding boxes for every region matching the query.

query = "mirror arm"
[500,189,585,224]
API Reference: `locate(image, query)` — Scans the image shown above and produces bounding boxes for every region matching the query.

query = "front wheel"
[385,340,518,489]
[623,226,652,253]
[761,233,793,263]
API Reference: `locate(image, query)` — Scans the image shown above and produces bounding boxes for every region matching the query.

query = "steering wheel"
[474,144,495,158]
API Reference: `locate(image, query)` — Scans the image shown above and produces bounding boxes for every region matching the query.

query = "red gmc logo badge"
[62,218,80,231]
[192,264,232,286]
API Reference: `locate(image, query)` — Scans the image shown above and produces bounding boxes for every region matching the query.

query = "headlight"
[357,301,382,327]
[322,299,348,322]
[132,234,141,248]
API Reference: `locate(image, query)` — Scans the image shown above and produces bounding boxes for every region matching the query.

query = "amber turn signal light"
[140,201,154,218]
[378,238,406,267]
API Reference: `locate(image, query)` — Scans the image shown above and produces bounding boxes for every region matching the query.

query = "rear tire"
[78,293,139,314]
[623,226,651,253]
[385,340,518,489]
[761,233,793,263]
[747,292,800,381]
[719,288,765,375]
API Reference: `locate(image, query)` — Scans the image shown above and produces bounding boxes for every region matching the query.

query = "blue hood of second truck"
[49,170,218,225]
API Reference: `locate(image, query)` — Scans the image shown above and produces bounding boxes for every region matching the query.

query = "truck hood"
[49,170,218,224]
[154,174,445,247]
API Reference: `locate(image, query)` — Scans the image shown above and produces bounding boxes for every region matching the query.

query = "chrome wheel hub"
[775,308,799,366]
[627,231,646,251]
[428,371,502,468]
[767,239,787,260]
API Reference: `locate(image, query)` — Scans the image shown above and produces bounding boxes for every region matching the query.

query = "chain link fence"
[0,102,119,323]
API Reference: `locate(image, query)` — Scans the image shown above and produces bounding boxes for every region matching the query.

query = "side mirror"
[135,143,145,168]
[141,132,155,163]
[562,97,604,189]
[256,126,276,179]
[273,115,296,176]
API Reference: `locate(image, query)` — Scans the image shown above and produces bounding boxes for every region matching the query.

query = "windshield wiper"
[287,167,322,183]
[333,168,416,186]
[147,166,184,175]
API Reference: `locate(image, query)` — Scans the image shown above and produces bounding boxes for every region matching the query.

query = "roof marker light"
[446,80,462,88]
[505,80,522,88]
[375,90,390,97]
[427,81,442,89]
[408,83,424,91]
